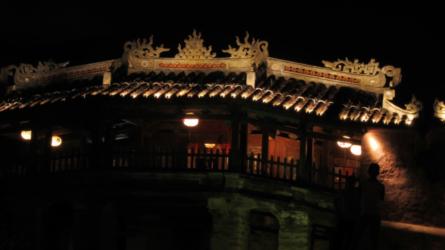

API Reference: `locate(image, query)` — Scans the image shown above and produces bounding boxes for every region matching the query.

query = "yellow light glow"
[51,135,62,147]
[183,118,199,127]
[241,91,252,99]
[183,112,199,127]
[368,136,379,151]
[350,144,362,156]
[154,92,162,98]
[20,130,32,140]
[198,91,207,98]
[337,141,352,148]
[204,143,216,149]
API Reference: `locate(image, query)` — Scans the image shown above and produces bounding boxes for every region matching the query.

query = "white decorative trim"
[267,57,387,94]
[322,58,402,87]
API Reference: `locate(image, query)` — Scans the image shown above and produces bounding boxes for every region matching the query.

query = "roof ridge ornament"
[0,65,16,85]
[434,99,445,122]
[16,61,69,75]
[405,96,422,113]
[0,60,69,92]
[124,35,170,59]
[175,30,216,59]
[322,58,402,87]
[14,61,69,85]
[223,32,269,64]
[382,90,422,125]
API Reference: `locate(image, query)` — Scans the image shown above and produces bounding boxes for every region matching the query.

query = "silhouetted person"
[333,175,360,250]
[351,163,385,250]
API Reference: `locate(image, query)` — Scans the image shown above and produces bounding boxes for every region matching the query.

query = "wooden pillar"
[298,132,306,183]
[89,125,103,170]
[229,117,241,172]
[239,122,248,167]
[88,120,113,169]
[298,124,313,184]
[29,127,52,175]
[133,120,144,169]
[261,129,269,161]
[306,132,313,183]
[261,128,270,176]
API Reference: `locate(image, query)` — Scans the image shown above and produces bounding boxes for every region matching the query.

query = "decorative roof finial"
[405,96,422,113]
[15,61,69,75]
[175,30,216,59]
[223,32,269,64]
[0,65,16,85]
[124,35,170,59]
[434,99,445,122]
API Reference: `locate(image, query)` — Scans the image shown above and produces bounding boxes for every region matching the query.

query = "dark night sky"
[1,3,443,124]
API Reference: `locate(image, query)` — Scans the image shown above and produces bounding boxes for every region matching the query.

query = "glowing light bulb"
[337,141,352,148]
[20,130,32,140]
[350,145,362,156]
[183,113,199,127]
[51,135,62,147]
[204,143,216,149]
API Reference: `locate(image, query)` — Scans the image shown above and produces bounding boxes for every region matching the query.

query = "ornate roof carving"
[15,61,69,75]
[223,32,269,64]
[434,99,445,122]
[0,65,16,85]
[124,35,170,59]
[381,91,422,125]
[338,90,422,126]
[13,61,69,86]
[404,96,422,113]
[175,30,216,59]
[322,58,402,87]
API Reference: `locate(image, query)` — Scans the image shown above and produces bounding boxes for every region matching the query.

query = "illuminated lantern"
[51,135,62,147]
[350,144,362,156]
[204,143,216,149]
[336,141,352,148]
[20,130,32,140]
[183,113,199,127]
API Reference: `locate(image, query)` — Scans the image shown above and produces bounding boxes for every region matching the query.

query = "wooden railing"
[2,148,353,190]
[51,150,90,173]
[311,166,357,190]
[110,147,230,171]
[245,153,299,181]
[244,153,353,190]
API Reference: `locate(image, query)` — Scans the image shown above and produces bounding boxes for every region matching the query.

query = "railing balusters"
[282,157,287,180]
[289,159,295,181]
[215,149,220,170]
[9,147,352,192]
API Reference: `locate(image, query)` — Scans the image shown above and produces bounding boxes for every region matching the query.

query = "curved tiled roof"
[0,77,414,126]
[0,31,421,126]
[0,81,333,116]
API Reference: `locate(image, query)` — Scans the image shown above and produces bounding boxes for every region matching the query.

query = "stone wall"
[208,194,311,250]
[2,172,336,250]
[360,128,445,227]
